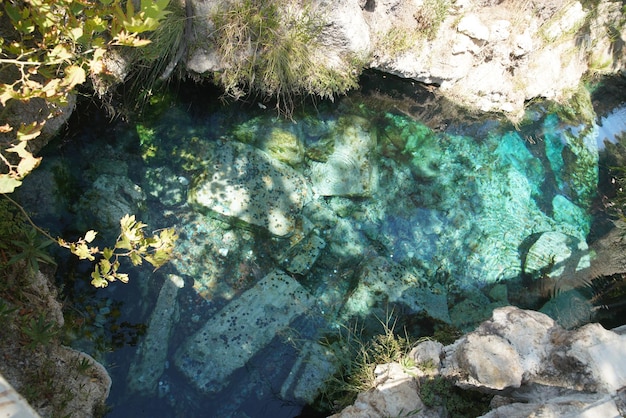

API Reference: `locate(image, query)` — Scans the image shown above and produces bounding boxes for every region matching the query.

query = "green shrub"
[210,0,361,114]
[414,0,451,40]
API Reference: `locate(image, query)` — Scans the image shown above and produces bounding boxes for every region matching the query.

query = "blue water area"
[15,77,625,417]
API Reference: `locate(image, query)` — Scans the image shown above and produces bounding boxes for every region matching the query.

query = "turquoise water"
[16,75,625,417]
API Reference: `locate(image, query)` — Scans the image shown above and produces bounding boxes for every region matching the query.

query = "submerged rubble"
[15,83,626,417]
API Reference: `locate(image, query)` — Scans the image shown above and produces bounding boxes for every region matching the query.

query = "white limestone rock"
[554,323,626,393]
[337,307,626,417]
[329,362,428,418]
[455,333,524,390]
[409,340,444,368]
[482,391,622,418]
[457,14,490,41]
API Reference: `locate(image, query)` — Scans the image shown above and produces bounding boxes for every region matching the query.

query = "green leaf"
[103,247,113,259]
[129,252,142,266]
[4,4,22,23]
[99,258,111,275]
[91,266,108,288]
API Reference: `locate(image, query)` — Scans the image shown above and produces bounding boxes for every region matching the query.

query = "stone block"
[174,270,313,393]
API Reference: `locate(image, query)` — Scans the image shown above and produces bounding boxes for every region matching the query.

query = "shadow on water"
[13,71,626,417]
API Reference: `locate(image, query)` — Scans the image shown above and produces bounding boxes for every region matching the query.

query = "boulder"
[187,0,626,118]
[143,166,188,207]
[442,306,626,394]
[454,333,524,391]
[337,307,626,417]
[482,391,622,418]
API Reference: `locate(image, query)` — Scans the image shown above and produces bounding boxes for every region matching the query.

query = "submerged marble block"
[128,274,184,395]
[174,270,313,393]
[523,231,590,278]
[308,116,377,197]
[189,140,310,236]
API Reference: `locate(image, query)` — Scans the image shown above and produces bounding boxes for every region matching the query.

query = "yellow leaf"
[6,140,30,158]
[16,121,43,141]
[0,124,13,133]
[61,65,86,90]
[0,175,22,193]
[0,84,18,106]
[112,31,151,47]
[15,152,41,177]
[73,242,95,261]
[115,273,129,283]
[48,44,73,64]
[84,230,98,243]
[70,27,83,42]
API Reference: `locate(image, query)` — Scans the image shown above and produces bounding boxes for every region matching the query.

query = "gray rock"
[455,333,524,391]
[281,232,326,275]
[540,289,593,329]
[144,166,188,207]
[280,342,339,403]
[409,340,444,369]
[75,174,146,233]
[340,256,422,319]
[523,231,589,279]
